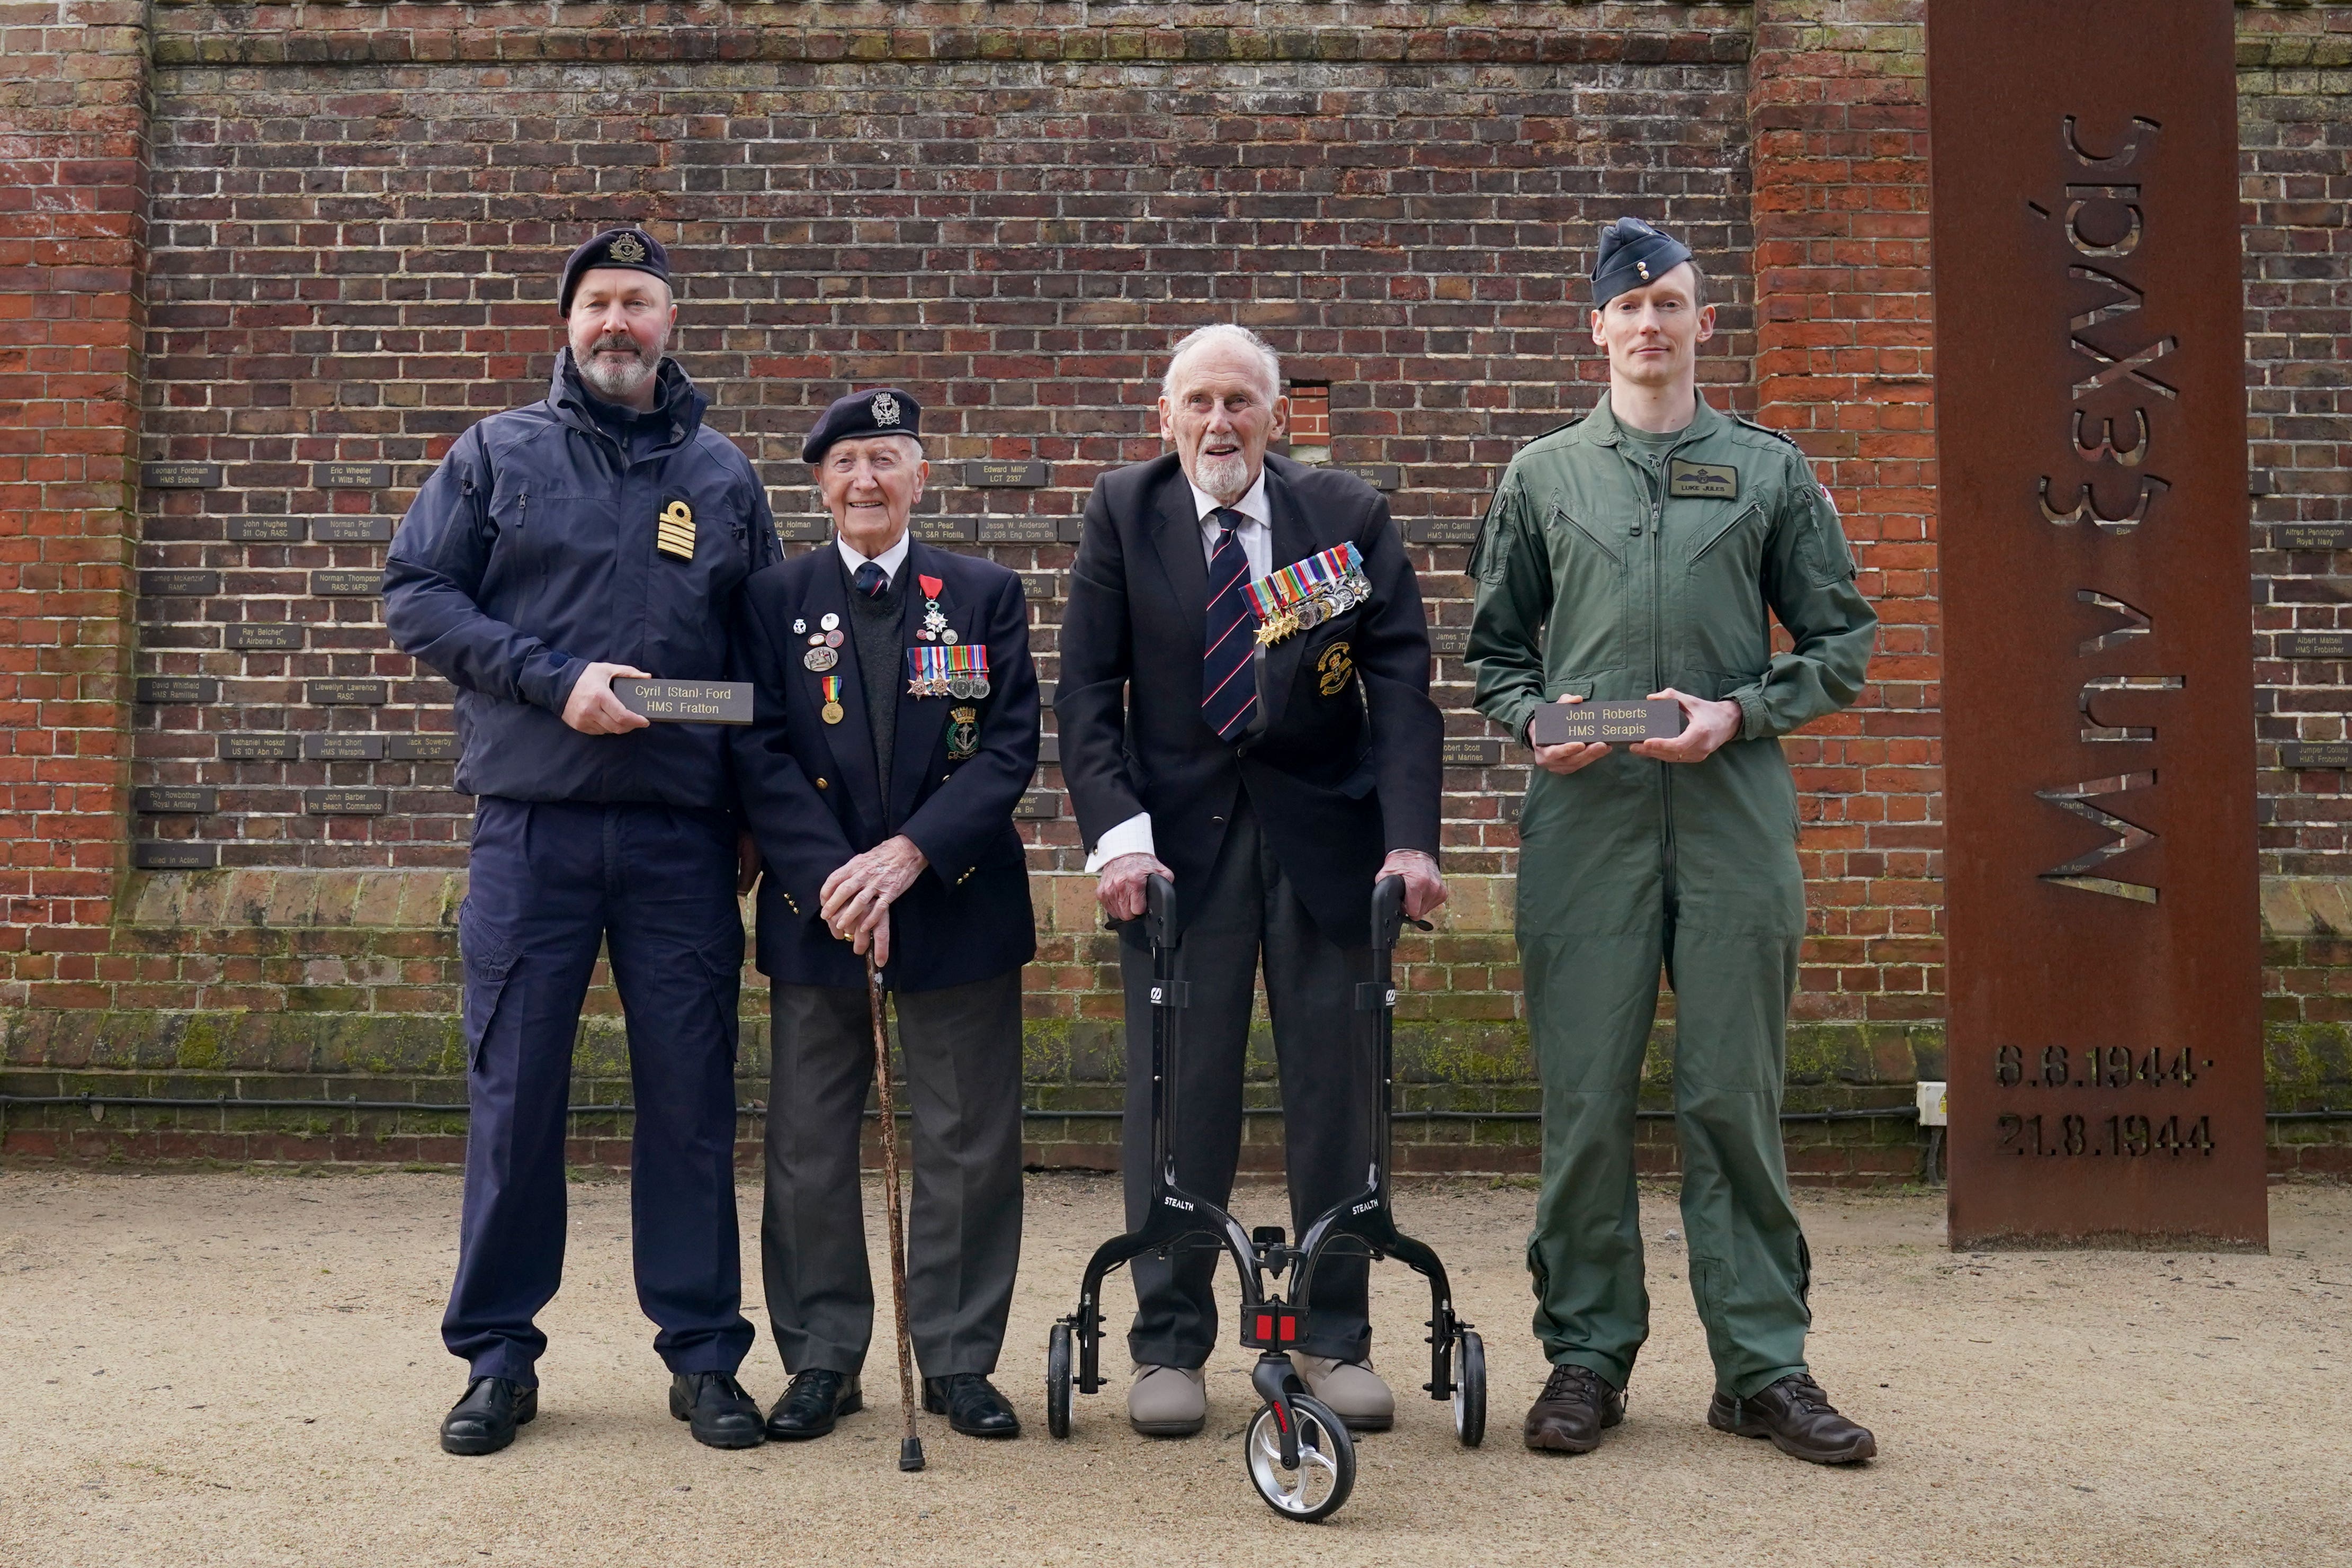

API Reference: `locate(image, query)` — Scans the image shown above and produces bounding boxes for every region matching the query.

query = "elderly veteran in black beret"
[730,388,1040,1442]
[387,226,782,1458]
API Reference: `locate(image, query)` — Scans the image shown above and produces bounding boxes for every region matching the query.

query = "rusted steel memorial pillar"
[1930,0,2267,1247]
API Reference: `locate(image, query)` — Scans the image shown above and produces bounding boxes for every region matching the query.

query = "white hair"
[1160,324,1282,402]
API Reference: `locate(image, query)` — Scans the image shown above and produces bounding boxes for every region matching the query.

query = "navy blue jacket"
[732,539,1039,992]
[384,352,781,808]
[1057,453,1443,948]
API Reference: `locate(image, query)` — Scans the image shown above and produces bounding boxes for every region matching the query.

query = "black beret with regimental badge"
[802,388,925,464]
[1591,217,1694,307]
[558,227,672,315]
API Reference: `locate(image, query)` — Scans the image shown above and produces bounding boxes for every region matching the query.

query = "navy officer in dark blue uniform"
[385,228,782,1457]
[731,389,1039,1442]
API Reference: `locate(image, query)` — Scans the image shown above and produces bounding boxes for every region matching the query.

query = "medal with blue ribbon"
[906,643,990,699]
[1242,541,1372,646]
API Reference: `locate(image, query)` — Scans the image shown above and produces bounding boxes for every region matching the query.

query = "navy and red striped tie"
[1200,508,1258,742]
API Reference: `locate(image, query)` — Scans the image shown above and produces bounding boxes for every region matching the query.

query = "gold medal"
[821,702,844,725]
[819,674,844,725]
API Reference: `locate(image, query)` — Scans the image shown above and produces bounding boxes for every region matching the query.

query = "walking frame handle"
[1372,872,1430,951]
[1144,872,1176,948]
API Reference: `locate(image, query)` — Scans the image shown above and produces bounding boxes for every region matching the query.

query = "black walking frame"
[1044,873,1486,1522]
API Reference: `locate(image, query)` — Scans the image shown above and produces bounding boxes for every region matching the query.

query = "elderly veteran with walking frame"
[730,388,1040,1444]
[1467,216,1880,1464]
[1056,324,1446,1438]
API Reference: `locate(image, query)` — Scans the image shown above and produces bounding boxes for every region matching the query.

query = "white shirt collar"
[834,530,910,585]
[1188,469,1271,531]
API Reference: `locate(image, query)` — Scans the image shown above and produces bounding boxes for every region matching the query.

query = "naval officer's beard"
[578,330,666,403]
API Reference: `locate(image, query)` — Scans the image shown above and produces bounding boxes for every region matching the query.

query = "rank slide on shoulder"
[611,678,754,724]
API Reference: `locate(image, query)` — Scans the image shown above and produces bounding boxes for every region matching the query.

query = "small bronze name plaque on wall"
[306,789,388,815]
[962,460,1049,488]
[133,787,217,814]
[220,734,299,760]
[313,517,393,543]
[313,463,391,489]
[136,677,219,705]
[226,624,305,651]
[141,462,220,489]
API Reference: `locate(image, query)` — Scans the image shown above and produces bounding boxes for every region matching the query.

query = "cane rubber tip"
[898,1437,926,1472]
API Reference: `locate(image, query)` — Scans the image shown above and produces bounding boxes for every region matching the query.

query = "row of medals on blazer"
[790,592,984,730]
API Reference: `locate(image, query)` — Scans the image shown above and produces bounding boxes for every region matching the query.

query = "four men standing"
[396,220,1877,1468]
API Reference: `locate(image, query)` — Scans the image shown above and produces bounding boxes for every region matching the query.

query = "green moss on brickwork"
[2266,1024,2352,1108]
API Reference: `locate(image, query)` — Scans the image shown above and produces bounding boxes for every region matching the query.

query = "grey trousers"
[1121,796,1376,1368]
[759,968,1025,1379]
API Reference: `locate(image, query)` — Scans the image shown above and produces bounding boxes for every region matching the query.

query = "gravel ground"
[0,1169,2345,1566]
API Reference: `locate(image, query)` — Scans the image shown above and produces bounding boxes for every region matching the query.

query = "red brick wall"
[1748,3,1942,1042]
[0,2,146,991]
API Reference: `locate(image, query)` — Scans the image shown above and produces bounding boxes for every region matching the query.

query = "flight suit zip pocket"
[1550,504,1622,564]
[1689,503,1762,565]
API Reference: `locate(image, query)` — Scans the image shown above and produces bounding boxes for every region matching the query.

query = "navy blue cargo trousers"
[441,797,756,1385]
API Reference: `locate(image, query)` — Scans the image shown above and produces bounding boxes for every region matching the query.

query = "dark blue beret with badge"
[802,387,925,464]
[1592,216,1693,307]
[558,227,672,315]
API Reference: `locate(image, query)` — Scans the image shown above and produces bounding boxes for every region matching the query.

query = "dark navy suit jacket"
[1056,453,1443,948]
[731,538,1039,992]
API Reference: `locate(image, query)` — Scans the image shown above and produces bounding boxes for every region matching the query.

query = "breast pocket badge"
[1316,640,1355,697]
[947,706,980,760]
[656,498,695,560]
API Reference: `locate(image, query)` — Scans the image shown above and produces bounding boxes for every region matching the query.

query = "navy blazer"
[731,539,1039,992]
[1057,452,1443,948]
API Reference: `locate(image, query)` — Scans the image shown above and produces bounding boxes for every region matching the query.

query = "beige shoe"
[1126,1363,1206,1437]
[1290,1354,1395,1431]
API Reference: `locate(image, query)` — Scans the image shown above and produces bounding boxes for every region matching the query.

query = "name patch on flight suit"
[1666,460,1738,501]
[656,498,696,559]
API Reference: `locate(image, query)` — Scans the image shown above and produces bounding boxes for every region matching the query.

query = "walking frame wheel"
[1244,1393,1356,1523]
[1452,1328,1487,1447]
[1045,1321,1074,1440]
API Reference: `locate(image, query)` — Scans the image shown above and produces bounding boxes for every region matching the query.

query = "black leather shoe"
[1708,1373,1877,1464]
[440,1376,536,1456]
[669,1371,766,1450]
[765,1369,862,1441]
[923,1373,1020,1438]
[1523,1363,1626,1454]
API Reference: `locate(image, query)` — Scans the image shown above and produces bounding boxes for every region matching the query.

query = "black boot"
[922,1373,1020,1438]
[441,1376,537,1457]
[669,1371,766,1450]
[764,1368,863,1441]
[1708,1374,1877,1464]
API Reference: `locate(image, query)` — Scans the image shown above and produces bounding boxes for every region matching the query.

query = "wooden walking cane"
[865,954,925,1472]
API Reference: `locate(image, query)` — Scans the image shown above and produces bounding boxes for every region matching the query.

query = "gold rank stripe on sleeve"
[656,499,696,559]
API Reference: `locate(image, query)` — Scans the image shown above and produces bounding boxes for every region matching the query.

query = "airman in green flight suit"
[1467,217,1881,1465]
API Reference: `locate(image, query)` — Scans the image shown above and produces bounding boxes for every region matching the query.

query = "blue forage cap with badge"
[802,388,925,464]
[557,227,672,314]
[1591,216,1694,307]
